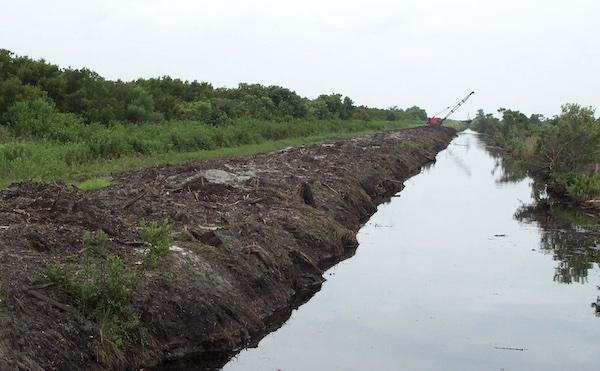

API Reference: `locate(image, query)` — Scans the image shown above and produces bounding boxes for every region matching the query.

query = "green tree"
[126,87,156,122]
[405,106,427,121]
[471,109,500,135]
[340,96,354,120]
[535,104,600,173]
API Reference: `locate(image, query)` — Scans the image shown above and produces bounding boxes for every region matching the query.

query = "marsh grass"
[0,119,420,188]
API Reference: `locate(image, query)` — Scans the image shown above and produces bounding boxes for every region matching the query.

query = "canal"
[223,130,600,371]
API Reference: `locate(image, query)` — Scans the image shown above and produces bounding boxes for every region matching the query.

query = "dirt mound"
[0,126,455,370]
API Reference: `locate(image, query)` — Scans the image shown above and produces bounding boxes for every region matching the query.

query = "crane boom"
[442,91,475,121]
[427,91,475,126]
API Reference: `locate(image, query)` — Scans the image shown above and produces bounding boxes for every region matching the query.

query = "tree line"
[0,49,427,136]
[471,104,600,202]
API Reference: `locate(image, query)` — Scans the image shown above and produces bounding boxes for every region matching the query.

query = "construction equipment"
[427,91,475,126]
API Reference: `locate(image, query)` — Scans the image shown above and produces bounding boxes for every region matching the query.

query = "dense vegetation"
[0,49,428,125]
[471,104,600,202]
[0,49,429,187]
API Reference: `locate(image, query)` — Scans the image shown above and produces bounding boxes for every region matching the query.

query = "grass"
[43,225,177,363]
[0,119,421,188]
[77,178,112,191]
[45,231,139,361]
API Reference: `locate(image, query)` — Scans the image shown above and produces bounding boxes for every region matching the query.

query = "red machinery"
[427,91,475,126]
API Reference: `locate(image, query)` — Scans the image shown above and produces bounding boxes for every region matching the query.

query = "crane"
[427,91,475,126]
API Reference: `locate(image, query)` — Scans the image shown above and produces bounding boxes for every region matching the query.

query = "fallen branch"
[0,208,31,217]
[25,282,56,291]
[247,197,266,205]
[217,197,266,208]
[122,190,147,210]
[114,238,147,247]
[217,199,243,208]
[322,182,339,195]
[26,289,77,314]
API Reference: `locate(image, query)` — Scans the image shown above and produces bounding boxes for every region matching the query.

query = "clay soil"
[0,126,455,370]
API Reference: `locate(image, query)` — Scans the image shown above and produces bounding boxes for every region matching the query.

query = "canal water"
[223,130,600,371]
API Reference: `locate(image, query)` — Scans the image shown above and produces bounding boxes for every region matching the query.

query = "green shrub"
[0,125,10,143]
[45,263,67,283]
[169,131,197,151]
[557,173,600,201]
[6,98,86,142]
[6,98,55,137]
[127,135,153,155]
[88,131,131,159]
[0,143,30,161]
[82,230,108,257]
[178,100,211,122]
[140,220,172,266]
[45,231,139,350]
[64,144,92,165]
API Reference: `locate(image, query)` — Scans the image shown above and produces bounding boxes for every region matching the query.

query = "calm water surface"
[223,130,600,371]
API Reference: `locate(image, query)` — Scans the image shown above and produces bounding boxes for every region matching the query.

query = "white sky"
[1,0,598,118]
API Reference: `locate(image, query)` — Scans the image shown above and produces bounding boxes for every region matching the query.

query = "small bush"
[0,125,10,143]
[6,98,86,142]
[45,262,68,286]
[0,143,30,162]
[83,230,109,256]
[6,98,55,137]
[45,231,139,352]
[127,136,153,155]
[87,133,130,159]
[64,144,92,166]
[140,220,172,266]
[557,173,600,201]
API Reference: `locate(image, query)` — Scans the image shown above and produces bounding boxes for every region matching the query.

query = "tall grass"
[0,118,420,188]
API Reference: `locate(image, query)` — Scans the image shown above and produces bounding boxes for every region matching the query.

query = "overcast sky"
[1,0,598,118]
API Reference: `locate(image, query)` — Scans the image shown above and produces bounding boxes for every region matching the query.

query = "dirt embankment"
[0,126,455,370]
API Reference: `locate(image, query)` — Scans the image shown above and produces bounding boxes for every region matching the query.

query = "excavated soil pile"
[0,126,455,370]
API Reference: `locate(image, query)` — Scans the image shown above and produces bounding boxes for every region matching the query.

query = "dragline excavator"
[427,91,475,126]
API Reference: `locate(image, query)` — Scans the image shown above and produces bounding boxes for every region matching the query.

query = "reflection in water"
[485,140,600,317]
[515,203,600,284]
[446,146,472,177]
[488,148,600,285]
[491,156,529,185]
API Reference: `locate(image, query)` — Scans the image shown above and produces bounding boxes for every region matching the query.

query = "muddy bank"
[0,126,455,370]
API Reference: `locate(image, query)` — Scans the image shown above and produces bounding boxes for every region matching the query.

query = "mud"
[0,126,455,370]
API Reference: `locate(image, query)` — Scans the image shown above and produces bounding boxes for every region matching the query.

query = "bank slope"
[0,126,455,370]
